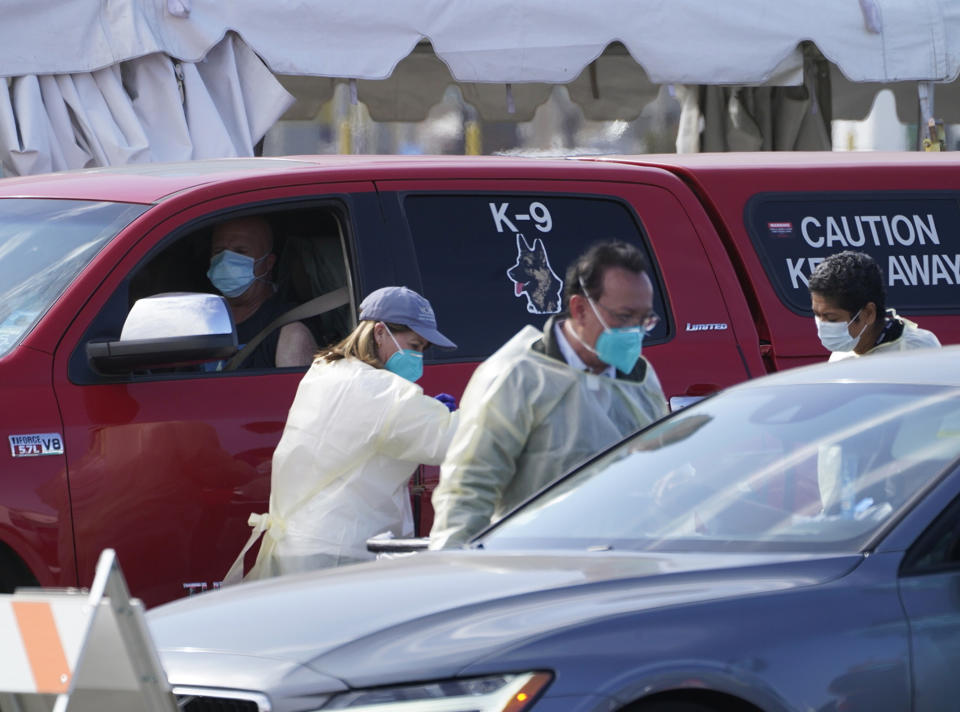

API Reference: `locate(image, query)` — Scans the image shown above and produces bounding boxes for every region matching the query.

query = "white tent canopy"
[2,0,959,173]
[4,0,958,85]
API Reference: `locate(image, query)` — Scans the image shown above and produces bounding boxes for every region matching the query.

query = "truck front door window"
[79,206,353,380]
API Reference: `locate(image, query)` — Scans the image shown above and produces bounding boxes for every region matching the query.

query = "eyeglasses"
[593,300,661,333]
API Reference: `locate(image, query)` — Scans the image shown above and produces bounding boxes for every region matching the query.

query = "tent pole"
[918,82,942,151]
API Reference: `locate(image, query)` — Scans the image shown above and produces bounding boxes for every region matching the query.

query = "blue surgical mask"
[595,326,644,374]
[383,324,424,382]
[207,250,268,298]
[585,296,644,374]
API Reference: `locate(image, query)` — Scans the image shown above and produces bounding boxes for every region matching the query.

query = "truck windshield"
[0,198,148,358]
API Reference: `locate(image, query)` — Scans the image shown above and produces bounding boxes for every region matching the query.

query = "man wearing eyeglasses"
[430,241,668,549]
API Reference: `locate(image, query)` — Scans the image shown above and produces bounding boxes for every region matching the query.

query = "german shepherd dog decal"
[506,234,563,314]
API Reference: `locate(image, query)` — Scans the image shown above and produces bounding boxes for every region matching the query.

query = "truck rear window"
[745,192,960,315]
[402,194,666,361]
[0,199,147,358]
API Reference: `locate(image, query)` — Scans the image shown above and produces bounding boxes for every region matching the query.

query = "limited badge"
[8,433,65,458]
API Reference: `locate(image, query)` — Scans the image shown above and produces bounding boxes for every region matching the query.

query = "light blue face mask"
[207,249,268,298]
[383,324,424,382]
[815,309,866,353]
[585,295,645,374]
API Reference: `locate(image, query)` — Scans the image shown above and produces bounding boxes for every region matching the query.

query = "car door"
[898,483,960,710]
[52,183,377,607]
[376,175,750,532]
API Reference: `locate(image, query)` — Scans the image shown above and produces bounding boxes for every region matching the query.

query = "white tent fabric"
[2,1,957,85]
[278,44,793,124]
[278,49,665,124]
[0,33,293,176]
[1,0,960,172]
[675,49,834,153]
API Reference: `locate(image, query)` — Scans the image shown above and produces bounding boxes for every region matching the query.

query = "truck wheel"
[0,549,38,593]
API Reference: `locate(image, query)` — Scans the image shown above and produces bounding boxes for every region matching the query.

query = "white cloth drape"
[2,1,960,130]
[2,1,959,156]
[0,33,293,176]
[675,46,833,153]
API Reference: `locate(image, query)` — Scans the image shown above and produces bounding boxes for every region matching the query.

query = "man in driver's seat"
[207,216,318,368]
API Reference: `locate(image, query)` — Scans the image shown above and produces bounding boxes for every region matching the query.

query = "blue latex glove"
[434,393,457,412]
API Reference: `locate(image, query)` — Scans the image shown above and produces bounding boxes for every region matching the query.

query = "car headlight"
[321,672,552,711]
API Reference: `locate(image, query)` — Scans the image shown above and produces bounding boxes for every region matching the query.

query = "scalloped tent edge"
[1,0,959,175]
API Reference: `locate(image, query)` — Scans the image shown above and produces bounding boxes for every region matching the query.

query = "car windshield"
[482,383,960,554]
[0,198,147,358]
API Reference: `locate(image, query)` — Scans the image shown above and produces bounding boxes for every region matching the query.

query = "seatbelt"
[224,286,350,371]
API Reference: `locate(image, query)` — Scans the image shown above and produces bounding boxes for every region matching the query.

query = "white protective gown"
[225,357,458,582]
[430,324,668,549]
[829,310,941,362]
[820,311,940,508]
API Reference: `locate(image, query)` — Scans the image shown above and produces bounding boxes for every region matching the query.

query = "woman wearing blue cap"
[224,286,458,582]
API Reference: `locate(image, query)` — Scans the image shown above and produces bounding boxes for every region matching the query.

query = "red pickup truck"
[1,153,957,606]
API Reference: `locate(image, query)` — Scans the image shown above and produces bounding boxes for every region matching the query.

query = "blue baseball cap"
[358,286,457,349]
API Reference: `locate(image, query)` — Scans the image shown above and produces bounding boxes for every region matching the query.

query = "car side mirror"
[86,293,237,374]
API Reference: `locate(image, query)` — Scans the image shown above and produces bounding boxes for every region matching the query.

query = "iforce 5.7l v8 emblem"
[8,433,64,457]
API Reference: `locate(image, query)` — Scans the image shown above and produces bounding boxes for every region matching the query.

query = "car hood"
[160,649,345,702]
[150,549,860,689]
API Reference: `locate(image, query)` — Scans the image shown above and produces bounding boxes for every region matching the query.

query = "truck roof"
[582,151,960,194]
[588,151,960,170]
[2,151,958,204]
[0,155,623,204]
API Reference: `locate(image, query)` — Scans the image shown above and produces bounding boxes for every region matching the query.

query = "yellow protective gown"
[829,310,941,362]
[430,323,668,549]
[225,357,458,583]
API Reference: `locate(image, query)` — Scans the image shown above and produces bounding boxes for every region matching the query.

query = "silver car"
[150,346,960,712]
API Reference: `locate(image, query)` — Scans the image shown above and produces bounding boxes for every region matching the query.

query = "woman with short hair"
[225,286,458,581]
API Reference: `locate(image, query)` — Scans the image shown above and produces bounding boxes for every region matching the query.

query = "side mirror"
[87,293,237,374]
